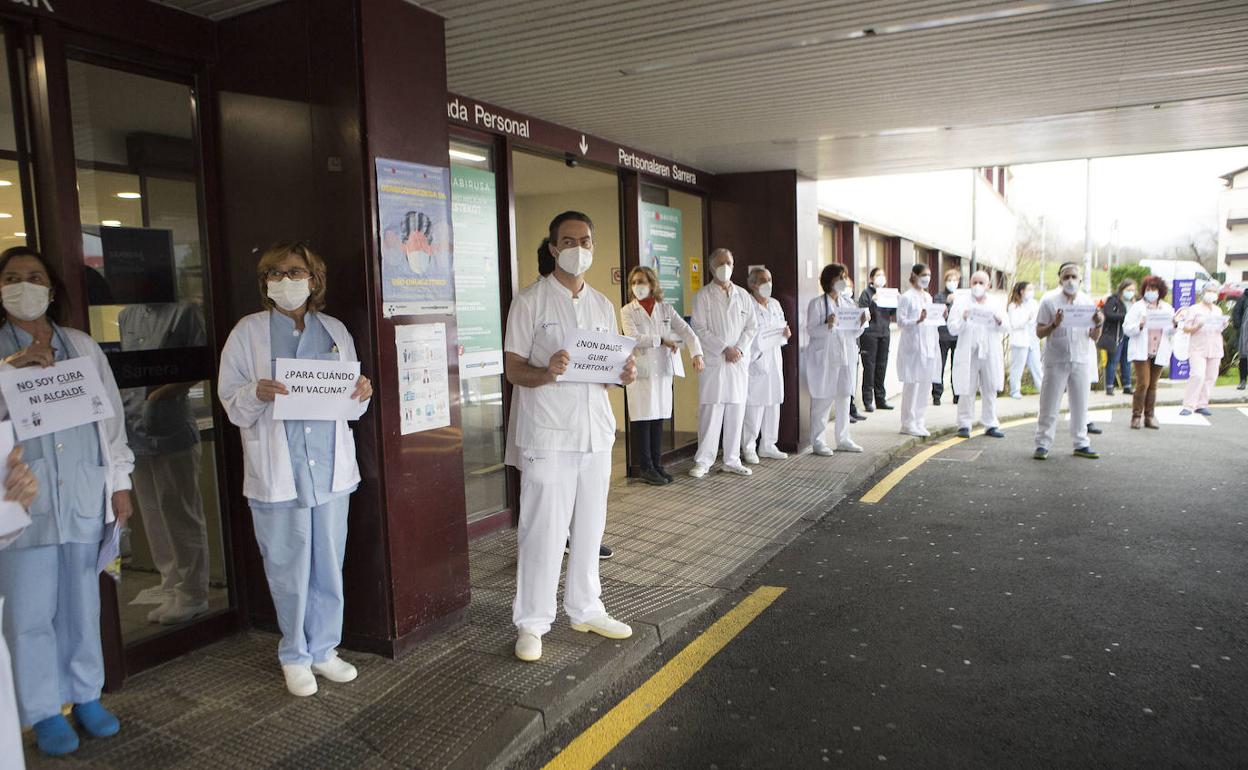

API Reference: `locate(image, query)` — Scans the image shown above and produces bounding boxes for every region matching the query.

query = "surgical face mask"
[406,246,432,274]
[757,282,773,299]
[1144,290,1159,303]
[1122,289,1136,301]
[1203,291,1218,304]
[631,283,650,300]
[873,274,886,288]
[832,280,847,296]
[557,246,593,277]
[1023,289,1035,302]
[918,275,931,289]
[1062,278,1080,296]
[946,280,958,292]
[971,284,987,299]
[267,278,311,312]
[1,281,50,321]
[714,264,733,283]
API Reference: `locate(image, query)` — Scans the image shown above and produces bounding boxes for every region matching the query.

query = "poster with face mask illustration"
[639,202,684,315]
[376,158,455,317]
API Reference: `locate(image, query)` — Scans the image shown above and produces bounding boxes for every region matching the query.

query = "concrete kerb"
[477,390,1247,770]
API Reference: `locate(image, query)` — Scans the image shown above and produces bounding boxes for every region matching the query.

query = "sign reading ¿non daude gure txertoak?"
[0,358,115,441]
[557,329,638,385]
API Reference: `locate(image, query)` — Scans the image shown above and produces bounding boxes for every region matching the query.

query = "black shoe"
[932,396,941,406]
[985,427,1005,438]
[599,544,614,560]
[876,402,894,410]
[1105,387,1114,397]
[1123,386,1133,395]
[953,395,960,405]
[864,404,875,413]
[1087,423,1103,435]
[1239,381,1247,391]
[656,466,674,484]
[1073,446,1100,459]
[850,413,866,423]
[639,468,667,486]
[956,427,971,438]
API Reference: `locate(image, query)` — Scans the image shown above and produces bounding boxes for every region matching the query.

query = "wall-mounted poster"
[450,166,504,379]
[640,202,684,315]
[377,158,455,317]
[395,322,451,435]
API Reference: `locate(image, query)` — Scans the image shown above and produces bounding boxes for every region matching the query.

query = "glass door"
[66,57,230,650]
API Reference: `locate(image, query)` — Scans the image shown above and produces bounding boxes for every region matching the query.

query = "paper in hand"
[0,422,31,549]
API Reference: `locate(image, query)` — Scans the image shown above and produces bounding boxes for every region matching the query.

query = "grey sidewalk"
[25,382,1246,769]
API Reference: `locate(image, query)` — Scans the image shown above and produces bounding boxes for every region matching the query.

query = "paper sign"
[1202,314,1229,331]
[671,347,686,379]
[834,308,868,331]
[1145,309,1175,330]
[756,326,787,352]
[1059,304,1096,329]
[968,305,999,326]
[0,358,115,441]
[97,521,120,578]
[0,422,31,547]
[272,358,363,422]
[923,310,947,327]
[873,287,899,309]
[558,329,638,384]
[396,323,451,435]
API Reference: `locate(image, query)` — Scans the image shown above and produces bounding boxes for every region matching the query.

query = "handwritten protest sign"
[558,329,638,385]
[272,358,364,421]
[0,359,115,440]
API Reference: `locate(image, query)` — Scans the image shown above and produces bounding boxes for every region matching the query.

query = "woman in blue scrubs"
[218,242,371,697]
[0,246,135,757]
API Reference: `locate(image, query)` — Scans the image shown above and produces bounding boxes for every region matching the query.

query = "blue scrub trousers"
[0,543,102,726]
[249,497,350,666]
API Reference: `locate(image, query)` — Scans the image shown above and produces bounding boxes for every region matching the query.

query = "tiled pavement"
[24,382,1247,769]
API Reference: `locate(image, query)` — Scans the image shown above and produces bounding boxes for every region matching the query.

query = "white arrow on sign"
[578,135,589,155]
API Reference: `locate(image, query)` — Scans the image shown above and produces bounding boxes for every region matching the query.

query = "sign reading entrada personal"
[447,94,705,190]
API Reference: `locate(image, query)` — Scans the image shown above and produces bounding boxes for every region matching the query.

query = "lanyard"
[6,321,67,360]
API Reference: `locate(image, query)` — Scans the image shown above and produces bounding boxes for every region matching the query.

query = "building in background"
[1217,166,1248,283]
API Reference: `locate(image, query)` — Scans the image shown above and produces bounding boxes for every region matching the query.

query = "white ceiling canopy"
[423,0,1248,178]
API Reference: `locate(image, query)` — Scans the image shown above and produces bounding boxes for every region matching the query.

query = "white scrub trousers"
[0,599,21,768]
[957,360,1000,430]
[809,397,850,450]
[513,450,610,635]
[0,543,103,726]
[695,403,746,468]
[133,447,209,606]
[900,382,929,433]
[250,496,350,666]
[1034,361,1091,451]
[741,404,781,454]
[1008,345,1043,398]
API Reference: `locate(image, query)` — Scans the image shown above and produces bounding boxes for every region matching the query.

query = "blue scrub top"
[0,323,105,548]
[249,311,356,511]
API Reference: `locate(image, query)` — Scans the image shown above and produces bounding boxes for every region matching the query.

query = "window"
[0,32,35,250]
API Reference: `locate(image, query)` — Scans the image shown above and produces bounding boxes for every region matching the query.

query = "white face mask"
[267,278,312,312]
[1,282,51,322]
[557,246,593,277]
[946,280,958,292]
[1023,289,1035,302]
[757,282,773,299]
[842,285,854,299]
[1203,292,1218,304]
[714,264,733,283]
[873,275,886,288]
[1062,278,1080,296]
[971,284,987,299]
[1122,289,1136,301]
[918,275,931,289]
[631,283,650,300]
[1144,290,1159,303]
[832,280,847,296]
[406,247,432,274]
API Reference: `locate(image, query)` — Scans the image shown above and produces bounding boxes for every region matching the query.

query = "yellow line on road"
[542,586,787,770]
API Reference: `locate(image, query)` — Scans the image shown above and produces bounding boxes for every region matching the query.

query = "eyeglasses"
[266,267,311,281]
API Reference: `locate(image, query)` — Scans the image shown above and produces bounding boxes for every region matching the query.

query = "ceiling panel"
[149,0,282,20]
[424,0,1248,178]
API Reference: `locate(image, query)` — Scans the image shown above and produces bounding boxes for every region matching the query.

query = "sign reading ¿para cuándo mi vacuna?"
[0,358,115,441]
[272,357,367,422]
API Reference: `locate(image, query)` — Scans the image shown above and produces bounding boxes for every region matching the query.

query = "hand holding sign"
[2,337,55,369]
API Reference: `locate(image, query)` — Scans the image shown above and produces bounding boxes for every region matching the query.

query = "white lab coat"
[805,292,863,399]
[746,297,787,406]
[896,287,941,384]
[1007,299,1040,349]
[691,282,757,405]
[218,311,365,503]
[947,296,1006,395]
[620,299,703,421]
[1123,300,1175,363]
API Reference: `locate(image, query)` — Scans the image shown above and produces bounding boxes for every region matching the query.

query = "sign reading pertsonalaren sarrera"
[0,358,115,440]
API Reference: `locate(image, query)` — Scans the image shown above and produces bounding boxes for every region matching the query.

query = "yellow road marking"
[542,586,786,770]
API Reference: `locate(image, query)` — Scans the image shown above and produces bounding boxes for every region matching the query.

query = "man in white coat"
[741,266,790,464]
[947,270,1007,440]
[503,211,638,663]
[689,248,757,478]
[1034,262,1104,460]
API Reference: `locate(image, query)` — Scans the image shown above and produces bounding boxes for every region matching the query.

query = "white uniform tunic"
[805,293,864,449]
[691,282,757,406]
[620,299,703,421]
[948,295,1005,429]
[745,297,786,407]
[1034,288,1097,451]
[504,274,618,635]
[896,288,941,384]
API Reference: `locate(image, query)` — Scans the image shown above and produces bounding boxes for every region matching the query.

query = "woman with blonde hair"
[218,242,372,697]
[620,266,703,484]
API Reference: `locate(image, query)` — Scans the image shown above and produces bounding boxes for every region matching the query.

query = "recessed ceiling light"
[449,148,488,163]
[115,192,141,199]
[0,213,11,219]
[0,180,11,187]
[102,220,122,227]
[13,232,25,237]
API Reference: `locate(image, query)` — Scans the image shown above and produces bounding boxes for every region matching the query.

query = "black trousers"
[860,334,890,407]
[1240,357,1247,381]
[932,339,957,399]
[632,418,666,471]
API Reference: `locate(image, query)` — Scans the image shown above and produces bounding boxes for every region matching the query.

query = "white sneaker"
[282,664,318,697]
[901,428,930,438]
[147,597,174,624]
[515,631,542,662]
[158,599,209,626]
[571,615,633,639]
[836,441,864,453]
[688,464,709,478]
[812,443,834,456]
[741,449,760,465]
[311,652,358,683]
[721,463,753,476]
[757,447,789,460]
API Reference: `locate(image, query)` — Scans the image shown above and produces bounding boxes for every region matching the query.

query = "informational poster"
[557,329,638,384]
[377,158,455,317]
[1171,278,1195,380]
[689,256,702,293]
[0,359,116,440]
[272,358,364,421]
[640,203,684,315]
[98,226,177,305]
[396,323,451,435]
[450,166,504,378]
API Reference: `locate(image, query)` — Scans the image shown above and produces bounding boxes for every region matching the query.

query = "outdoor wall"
[1217,170,1248,282]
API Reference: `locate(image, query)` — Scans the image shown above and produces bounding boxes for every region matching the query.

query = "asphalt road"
[520,406,1248,769]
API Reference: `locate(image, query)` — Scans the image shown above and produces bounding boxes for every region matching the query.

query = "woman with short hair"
[805,264,866,455]
[1123,275,1174,430]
